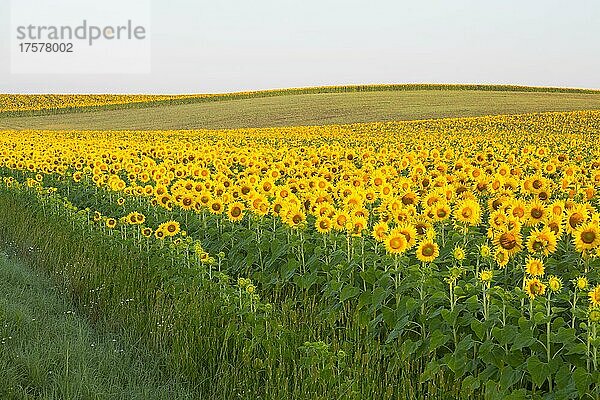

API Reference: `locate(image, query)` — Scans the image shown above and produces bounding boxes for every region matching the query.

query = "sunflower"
[180,194,196,211]
[413,216,432,237]
[525,257,545,277]
[433,202,451,221]
[287,209,306,228]
[416,240,439,263]
[384,228,408,255]
[550,201,565,217]
[227,202,245,222]
[492,227,522,257]
[397,223,417,249]
[525,200,547,226]
[508,199,527,221]
[574,276,589,291]
[126,212,141,225]
[494,249,509,268]
[589,307,600,323]
[479,270,493,286]
[209,199,224,215]
[453,246,466,262]
[333,211,350,231]
[315,216,333,234]
[141,227,153,238]
[589,285,600,306]
[525,278,546,299]
[454,198,481,226]
[106,218,117,229]
[372,221,388,242]
[566,204,589,233]
[547,276,562,293]
[573,222,600,252]
[479,244,492,258]
[162,220,181,237]
[154,227,166,239]
[350,216,368,236]
[157,194,172,208]
[526,227,557,256]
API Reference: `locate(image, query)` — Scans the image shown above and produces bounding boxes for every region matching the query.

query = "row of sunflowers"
[1,110,600,398]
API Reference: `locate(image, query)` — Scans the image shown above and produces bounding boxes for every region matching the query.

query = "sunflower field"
[1,110,600,399]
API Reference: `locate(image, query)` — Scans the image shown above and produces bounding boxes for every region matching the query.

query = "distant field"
[3,89,600,130]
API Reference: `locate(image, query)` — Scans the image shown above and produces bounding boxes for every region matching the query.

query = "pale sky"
[0,0,599,94]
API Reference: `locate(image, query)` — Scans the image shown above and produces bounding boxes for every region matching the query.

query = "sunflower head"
[547,275,562,293]
[315,216,333,234]
[384,229,408,255]
[574,276,589,291]
[589,285,600,306]
[416,240,439,263]
[525,278,546,299]
[479,270,493,286]
[589,307,600,324]
[453,246,466,262]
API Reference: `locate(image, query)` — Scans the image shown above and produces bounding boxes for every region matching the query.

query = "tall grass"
[0,183,463,399]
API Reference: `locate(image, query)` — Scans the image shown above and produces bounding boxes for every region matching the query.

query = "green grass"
[0,250,195,400]
[3,88,600,130]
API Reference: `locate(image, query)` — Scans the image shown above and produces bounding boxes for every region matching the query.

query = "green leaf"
[441,308,457,325]
[428,329,448,352]
[460,375,480,395]
[498,365,519,390]
[504,389,528,400]
[420,360,439,382]
[511,331,535,351]
[339,285,360,302]
[526,355,549,387]
[566,342,588,355]
[552,327,576,344]
[572,366,591,396]
[280,259,297,281]
[357,292,371,310]
[471,319,485,341]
